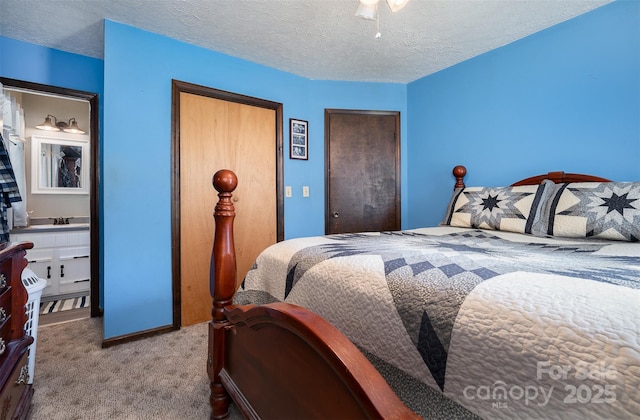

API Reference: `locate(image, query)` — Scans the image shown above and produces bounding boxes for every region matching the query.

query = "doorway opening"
[1,77,101,318]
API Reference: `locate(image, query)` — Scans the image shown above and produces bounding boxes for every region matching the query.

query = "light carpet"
[31,317,473,419]
[32,317,242,419]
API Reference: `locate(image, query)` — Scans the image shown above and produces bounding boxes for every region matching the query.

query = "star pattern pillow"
[543,182,640,242]
[442,182,553,235]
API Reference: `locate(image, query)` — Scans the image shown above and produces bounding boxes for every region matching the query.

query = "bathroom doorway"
[0,77,100,317]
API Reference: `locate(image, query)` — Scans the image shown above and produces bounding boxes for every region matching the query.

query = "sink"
[13,223,90,232]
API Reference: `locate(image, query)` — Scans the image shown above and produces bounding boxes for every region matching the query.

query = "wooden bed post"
[203,168,424,419]
[453,165,467,189]
[208,169,238,420]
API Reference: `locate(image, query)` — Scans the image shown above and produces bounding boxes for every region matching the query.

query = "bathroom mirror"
[31,135,89,194]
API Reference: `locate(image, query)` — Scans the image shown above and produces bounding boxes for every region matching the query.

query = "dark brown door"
[325,109,400,234]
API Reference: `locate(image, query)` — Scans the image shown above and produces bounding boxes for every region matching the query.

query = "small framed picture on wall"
[290,118,308,160]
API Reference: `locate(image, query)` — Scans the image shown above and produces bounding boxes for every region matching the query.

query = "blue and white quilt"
[236,226,640,419]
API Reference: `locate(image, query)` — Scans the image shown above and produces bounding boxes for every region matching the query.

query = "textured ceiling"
[0,0,612,83]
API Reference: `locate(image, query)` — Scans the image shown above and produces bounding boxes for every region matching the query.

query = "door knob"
[332,212,339,218]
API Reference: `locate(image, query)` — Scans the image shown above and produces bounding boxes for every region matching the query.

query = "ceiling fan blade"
[386,0,409,12]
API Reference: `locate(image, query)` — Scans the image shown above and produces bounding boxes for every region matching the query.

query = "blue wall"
[0,37,104,93]
[102,20,406,338]
[407,0,640,228]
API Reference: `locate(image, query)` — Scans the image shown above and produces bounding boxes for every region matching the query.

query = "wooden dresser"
[0,242,34,420]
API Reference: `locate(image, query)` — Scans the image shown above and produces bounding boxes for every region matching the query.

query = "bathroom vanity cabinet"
[10,226,90,298]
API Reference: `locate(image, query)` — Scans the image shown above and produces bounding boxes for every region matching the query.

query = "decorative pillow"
[542,181,640,242]
[442,181,554,235]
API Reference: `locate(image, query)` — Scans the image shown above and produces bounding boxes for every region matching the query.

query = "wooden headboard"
[452,165,611,189]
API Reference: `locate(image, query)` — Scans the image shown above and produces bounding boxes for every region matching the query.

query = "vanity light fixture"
[35,114,85,134]
[64,118,85,134]
[35,114,59,131]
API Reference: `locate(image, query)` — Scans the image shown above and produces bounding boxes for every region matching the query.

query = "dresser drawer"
[0,288,10,322]
[0,267,9,295]
[0,289,11,353]
[0,348,29,420]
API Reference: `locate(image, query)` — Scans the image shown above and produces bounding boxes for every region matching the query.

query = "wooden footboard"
[207,169,419,419]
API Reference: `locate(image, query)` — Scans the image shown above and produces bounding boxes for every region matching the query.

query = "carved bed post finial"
[209,169,238,419]
[211,169,238,318]
[453,165,467,189]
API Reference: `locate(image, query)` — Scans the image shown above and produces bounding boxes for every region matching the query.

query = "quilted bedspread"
[235,226,640,419]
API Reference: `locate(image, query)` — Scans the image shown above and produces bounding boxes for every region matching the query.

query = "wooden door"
[325,110,400,234]
[174,83,282,327]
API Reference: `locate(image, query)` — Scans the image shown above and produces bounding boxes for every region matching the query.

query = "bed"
[206,165,639,419]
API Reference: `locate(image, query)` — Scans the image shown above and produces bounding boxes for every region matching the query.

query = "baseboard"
[39,307,90,326]
[101,324,177,348]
